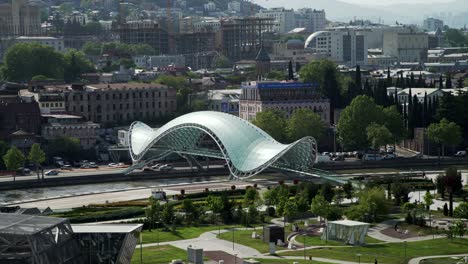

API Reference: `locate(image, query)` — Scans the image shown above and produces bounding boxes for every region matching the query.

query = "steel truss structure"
[128,111,321,180]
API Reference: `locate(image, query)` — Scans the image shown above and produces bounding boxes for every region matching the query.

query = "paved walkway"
[367,219,445,242]
[408,254,468,264]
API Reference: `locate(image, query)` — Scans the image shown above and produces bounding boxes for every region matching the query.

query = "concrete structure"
[305,28,368,66]
[383,30,429,62]
[207,89,241,116]
[0,96,41,140]
[295,9,326,33]
[62,83,177,125]
[322,220,370,245]
[0,0,42,36]
[128,111,318,179]
[257,7,295,34]
[16,36,64,52]
[397,88,445,104]
[239,81,330,124]
[116,20,169,55]
[423,18,444,32]
[263,225,285,244]
[41,114,100,149]
[255,46,271,77]
[134,55,186,69]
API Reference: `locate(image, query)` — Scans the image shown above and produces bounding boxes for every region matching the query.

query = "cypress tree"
[456,77,464,88]
[355,64,362,90]
[446,73,452,88]
[406,77,411,88]
[417,73,424,88]
[410,72,415,87]
[288,60,294,80]
[364,78,372,96]
[423,92,428,126]
[439,75,444,89]
[427,97,433,124]
[387,66,392,87]
[403,98,408,128]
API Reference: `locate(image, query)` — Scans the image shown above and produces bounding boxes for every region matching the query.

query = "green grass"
[420,256,468,264]
[142,225,239,244]
[294,235,384,247]
[131,245,186,264]
[279,238,468,264]
[217,229,282,253]
[252,258,333,264]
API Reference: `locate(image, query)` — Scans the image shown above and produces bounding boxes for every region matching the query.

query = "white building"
[258,7,295,34]
[305,28,368,66]
[204,2,216,12]
[295,9,326,33]
[383,30,429,62]
[423,18,444,32]
[227,1,241,13]
[397,88,444,104]
[16,36,64,52]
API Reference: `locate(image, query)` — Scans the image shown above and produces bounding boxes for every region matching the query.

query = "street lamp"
[357,253,362,264]
[232,228,235,250]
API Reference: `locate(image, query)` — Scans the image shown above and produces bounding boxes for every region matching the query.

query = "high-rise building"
[0,0,42,37]
[383,30,429,62]
[305,27,368,66]
[295,9,327,33]
[423,18,444,32]
[257,7,295,34]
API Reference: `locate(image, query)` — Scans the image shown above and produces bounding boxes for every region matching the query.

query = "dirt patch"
[205,251,243,264]
[381,227,419,239]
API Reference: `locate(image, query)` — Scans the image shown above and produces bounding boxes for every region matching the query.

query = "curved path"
[408,254,468,264]
[367,219,445,242]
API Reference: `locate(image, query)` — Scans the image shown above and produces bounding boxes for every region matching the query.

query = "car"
[316,155,332,163]
[61,165,73,170]
[332,155,345,161]
[108,163,118,167]
[151,164,163,170]
[143,167,154,172]
[454,150,467,157]
[45,170,59,176]
[413,153,424,159]
[383,153,396,160]
[89,164,98,168]
[159,164,174,172]
[16,168,31,176]
[363,154,383,161]
[386,146,395,153]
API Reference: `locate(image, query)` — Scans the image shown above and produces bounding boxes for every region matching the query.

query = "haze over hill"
[255,0,468,27]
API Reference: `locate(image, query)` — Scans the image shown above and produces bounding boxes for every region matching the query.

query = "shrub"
[405,212,413,224]
[454,202,468,219]
[266,206,276,217]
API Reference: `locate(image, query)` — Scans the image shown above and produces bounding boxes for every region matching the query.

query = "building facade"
[295,9,326,33]
[41,114,100,149]
[207,89,241,116]
[239,81,330,124]
[423,18,444,32]
[16,36,64,52]
[0,0,41,37]
[257,7,295,34]
[0,96,41,140]
[63,83,177,125]
[305,28,368,66]
[383,31,429,62]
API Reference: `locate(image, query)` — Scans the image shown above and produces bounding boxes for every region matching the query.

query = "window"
[112,104,116,110]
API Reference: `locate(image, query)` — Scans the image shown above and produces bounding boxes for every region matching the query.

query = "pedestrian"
[374,258,378,264]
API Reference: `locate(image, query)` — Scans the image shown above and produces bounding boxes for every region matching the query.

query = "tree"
[146,196,162,231]
[1,43,65,82]
[427,118,462,157]
[287,108,325,142]
[320,182,335,202]
[212,55,231,68]
[366,123,393,150]
[342,181,353,199]
[435,174,445,199]
[247,204,259,226]
[244,187,261,207]
[267,70,285,80]
[445,28,467,47]
[3,147,25,182]
[182,199,199,225]
[0,141,9,170]
[300,60,342,124]
[288,60,294,80]
[454,202,468,219]
[263,187,279,207]
[282,198,298,223]
[345,187,389,222]
[383,106,405,144]
[337,95,384,150]
[391,181,410,206]
[45,136,82,161]
[161,204,175,227]
[252,110,287,143]
[28,143,45,180]
[423,191,434,210]
[206,195,223,223]
[311,194,330,221]
[443,167,463,217]
[64,49,94,82]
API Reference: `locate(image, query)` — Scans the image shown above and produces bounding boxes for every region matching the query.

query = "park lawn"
[420,256,467,264]
[295,235,383,247]
[279,238,468,264]
[253,258,332,264]
[131,245,186,264]
[398,222,445,236]
[217,229,283,253]
[142,225,238,244]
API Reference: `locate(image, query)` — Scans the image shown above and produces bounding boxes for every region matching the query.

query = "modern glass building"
[0,213,142,264]
[128,111,318,179]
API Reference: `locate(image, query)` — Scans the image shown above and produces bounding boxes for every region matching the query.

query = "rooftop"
[86,83,169,90]
[71,224,143,233]
[0,213,67,235]
[329,220,370,226]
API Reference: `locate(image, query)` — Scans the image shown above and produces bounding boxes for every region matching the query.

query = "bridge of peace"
[126,111,342,184]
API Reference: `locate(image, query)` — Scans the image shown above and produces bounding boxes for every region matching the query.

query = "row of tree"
[2,143,45,181]
[1,43,94,83]
[81,41,157,57]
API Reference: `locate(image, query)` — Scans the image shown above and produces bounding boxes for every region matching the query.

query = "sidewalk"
[408,254,468,264]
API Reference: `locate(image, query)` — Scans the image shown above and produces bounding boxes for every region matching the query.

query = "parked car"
[332,155,345,161]
[383,153,396,160]
[45,170,59,176]
[363,154,383,161]
[16,168,31,176]
[316,155,332,163]
[159,164,174,172]
[151,164,163,170]
[88,162,98,168]
[61,165,73,170]
[454,150,467,157]
[108,163,118,167]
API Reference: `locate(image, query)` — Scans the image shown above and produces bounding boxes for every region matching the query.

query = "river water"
[0,175,227,204]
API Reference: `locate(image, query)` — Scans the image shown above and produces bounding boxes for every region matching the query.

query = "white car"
[108,163,118,167]
[454,150,467,157]
[151,164,163,170]
[159,164,174,172]
[45,170,59,176]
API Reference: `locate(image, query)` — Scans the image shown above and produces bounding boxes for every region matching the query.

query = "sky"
[340,0,453,6]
